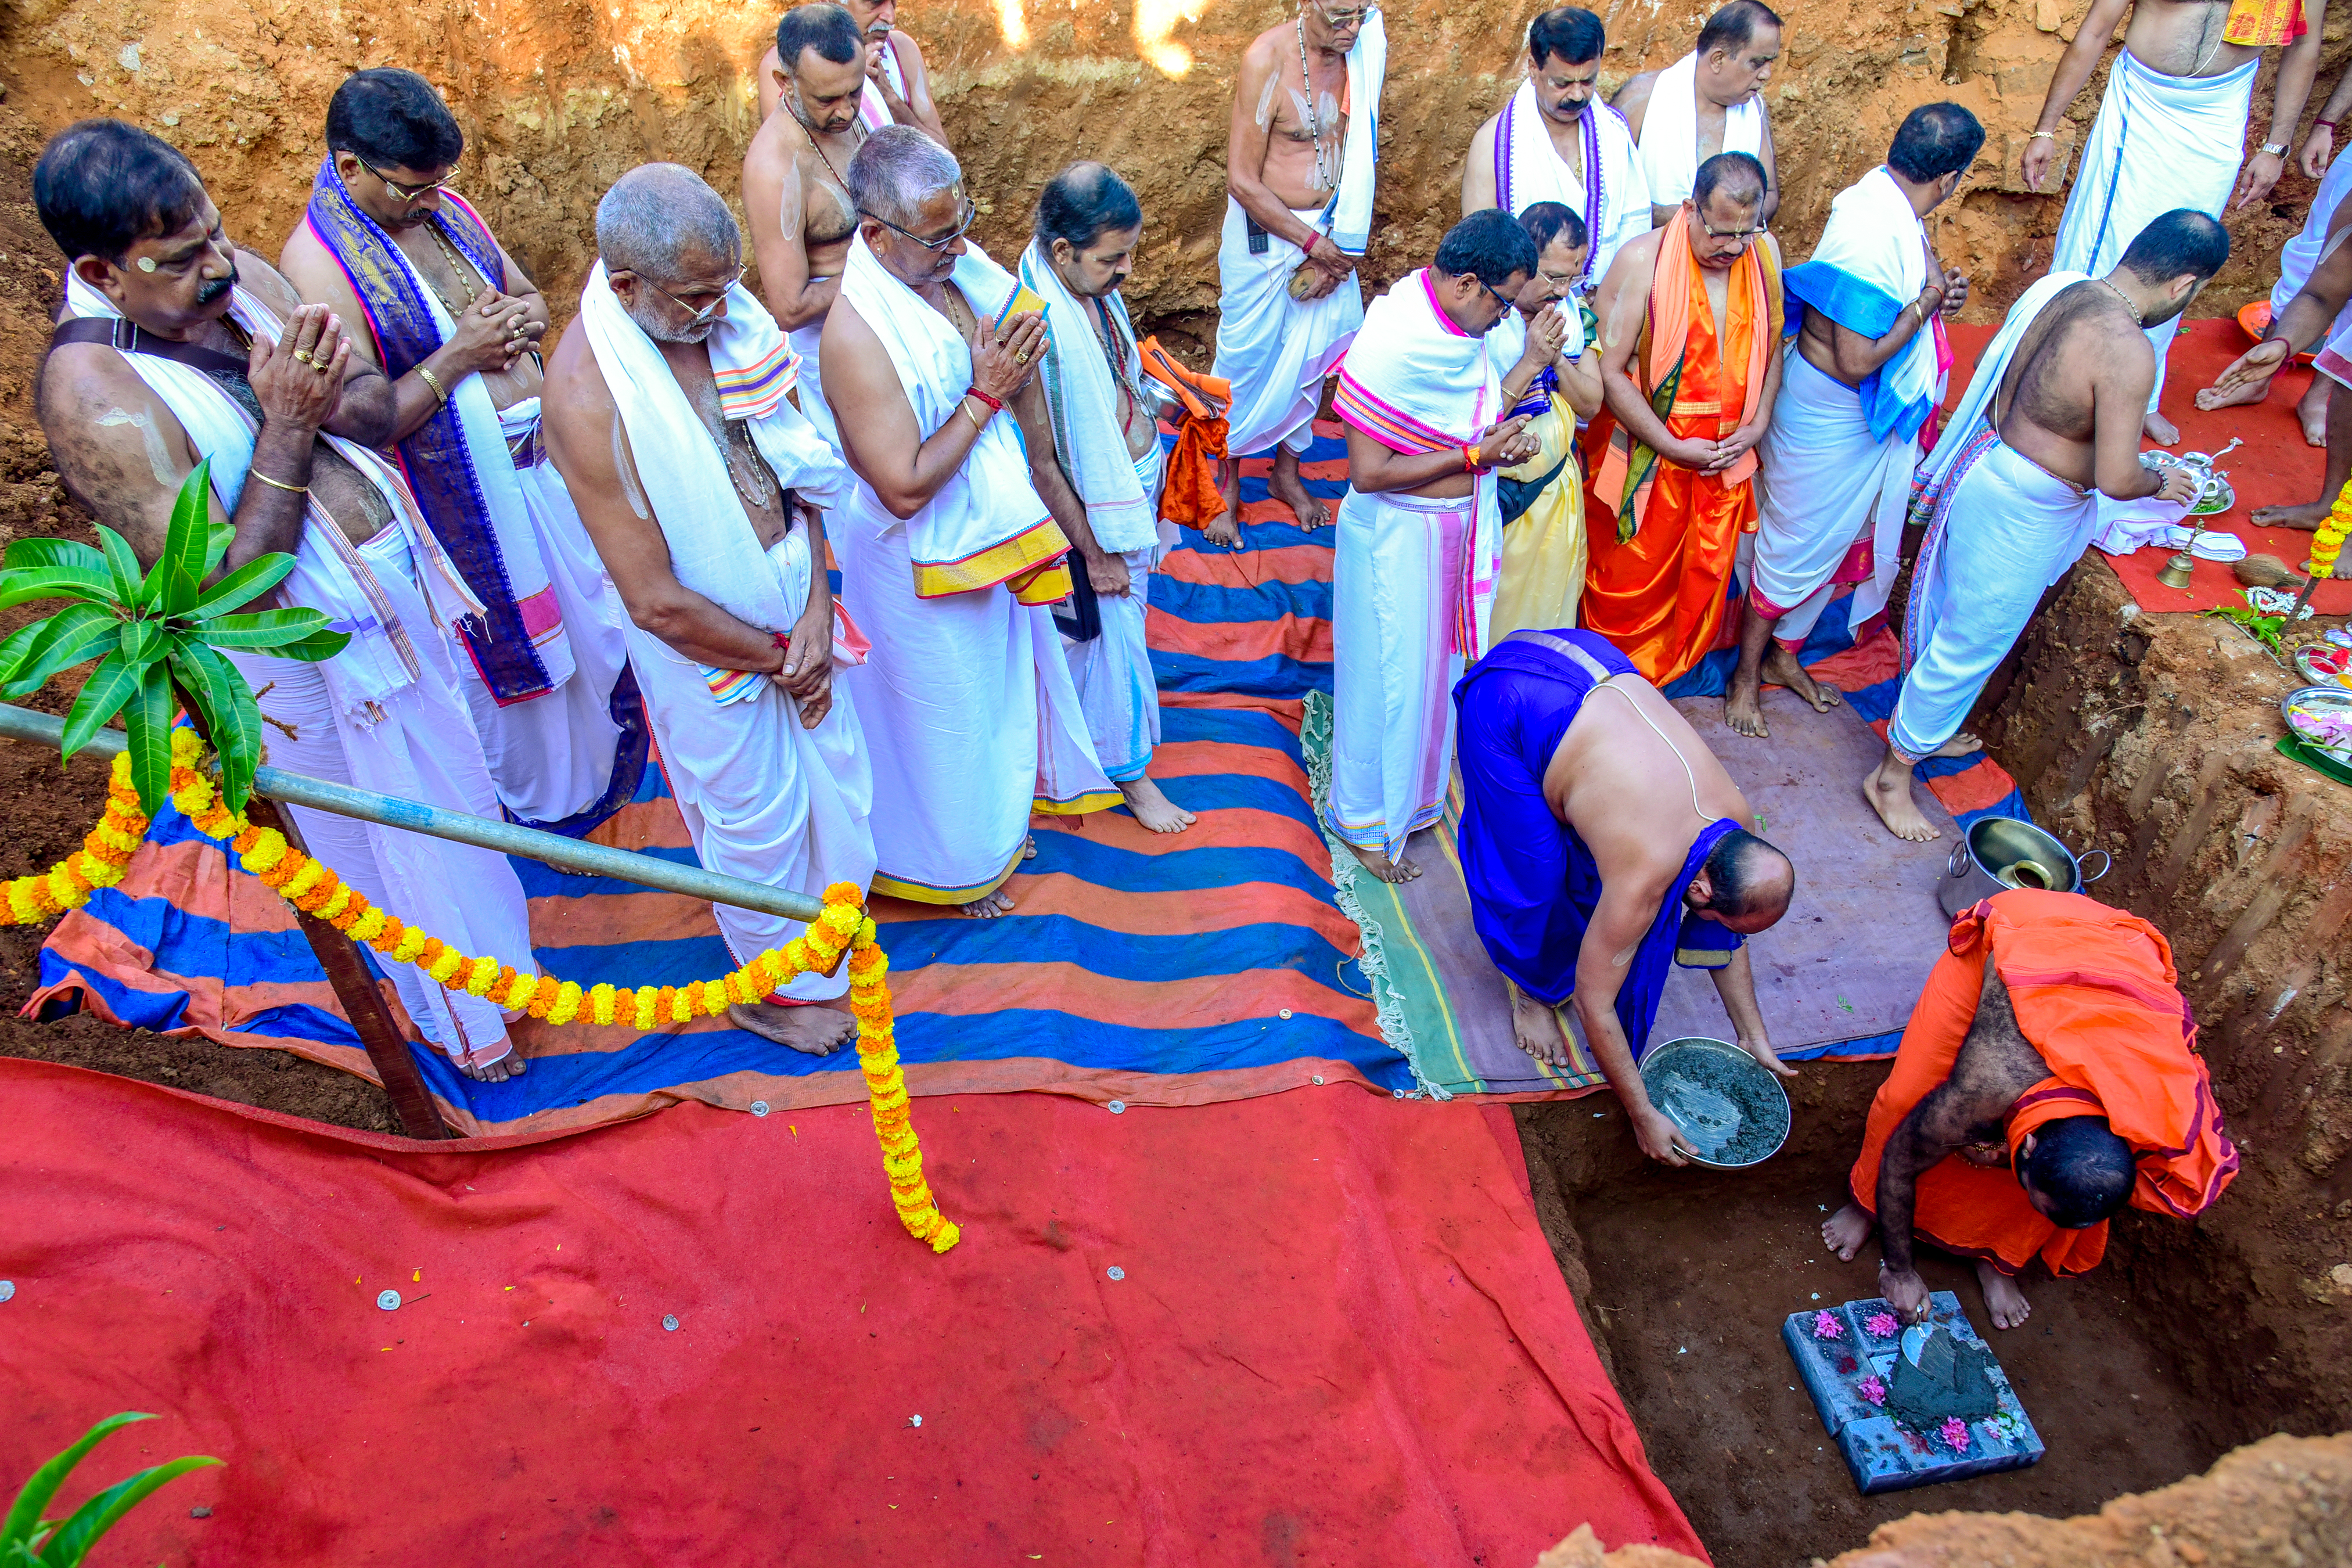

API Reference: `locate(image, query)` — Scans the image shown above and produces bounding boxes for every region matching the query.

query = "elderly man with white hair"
[542,164,877,1053]
[823,125,1119,918]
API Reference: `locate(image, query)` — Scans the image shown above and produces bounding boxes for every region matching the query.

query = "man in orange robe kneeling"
[1824,889,2237,1330]
[1582,150,1781,688]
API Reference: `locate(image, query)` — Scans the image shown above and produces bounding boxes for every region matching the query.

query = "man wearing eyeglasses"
[1209,0,1386,542]
[282,69,639,844]
[757,0,949,146]
[34,119,541,1084]
[1581,151,1782,691]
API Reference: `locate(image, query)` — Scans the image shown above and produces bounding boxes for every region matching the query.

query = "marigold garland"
[2311,480,2350,581]
[2,733,959,1253]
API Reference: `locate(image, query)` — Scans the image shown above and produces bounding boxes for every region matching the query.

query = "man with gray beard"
[542,164,878,1053]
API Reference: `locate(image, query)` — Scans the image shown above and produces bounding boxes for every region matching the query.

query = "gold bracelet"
[249,469,308,495]
[416,364,449,407]
[961,401,985,433]
[2027,130,2056,142]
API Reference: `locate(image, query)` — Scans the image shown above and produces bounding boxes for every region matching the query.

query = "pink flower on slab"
[1811,1310,1842,1339]
[1865,1311,1900,1339]
[1857,1375,1886,1406]
[1939,1416,1970,1454]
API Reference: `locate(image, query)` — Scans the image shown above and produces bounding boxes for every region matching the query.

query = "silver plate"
[1637,1036,1792,1170]
[2283,685,2352,763]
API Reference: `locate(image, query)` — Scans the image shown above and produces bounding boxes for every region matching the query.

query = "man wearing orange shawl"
[1824,890,2238,1331]
[1583,152,1781,688]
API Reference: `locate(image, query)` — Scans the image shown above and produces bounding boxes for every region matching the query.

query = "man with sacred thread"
[1614,0,1783,229]
[757,0,950,145]
[1208,0,1385,542]
[821,127,1120,919]
[33,119,539,1083]
[542,164,879,1055]
[280,68,640,837]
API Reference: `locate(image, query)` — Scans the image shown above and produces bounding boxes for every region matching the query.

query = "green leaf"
[120,664,175,820]
[94,526,145,608]
[30,1454,220,1566]
[164,566,200,620]
[1,538,106,574]
[0,603,117,697]
[170,643,263,813]
[0,567,120,612]
[145,461,214,607]
[202,514,236,580]
[253,628,351,664]
[58,650,141,765]
[117,618,166,667]
[190,553,294,619]
[189,607,337,649]
[1,1413,156,1549]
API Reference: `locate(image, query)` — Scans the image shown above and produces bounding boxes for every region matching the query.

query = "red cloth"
[1847,890,2237,1276]
[0,1059,1704,1564]
[1141,336,1233,533]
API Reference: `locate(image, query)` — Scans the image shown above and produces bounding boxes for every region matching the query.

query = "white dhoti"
[229,527,535,1059]
[2050,50,2256,412]
[1209,197,1363,458]
[1889,440,2096,762]
[2276,157,2352,388]
[788,300,840,449]
[1063,445,1168,783]
[1750,350,1914,642]
[452,398,630,826]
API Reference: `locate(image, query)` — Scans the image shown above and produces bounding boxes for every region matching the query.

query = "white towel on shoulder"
[1322,11,1385,256]
[1018,239,1157,555]
[1634,51,1764,208]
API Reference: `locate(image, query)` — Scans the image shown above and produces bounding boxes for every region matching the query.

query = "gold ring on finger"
[313,358,333,375]
[292,348,315,365]
[1015,351,1030,365]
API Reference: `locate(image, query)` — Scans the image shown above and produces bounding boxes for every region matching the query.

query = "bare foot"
[1724,672,1769,738]
[961,887,1016,918]
[1341,840,1419,883]
[457,1048,527,1083]
[1199,512,1243,549]
[2143,409,2179,447]
[1119,775,1196,833]
[1822,1202,1872,1261]
[1023,834,1037,860]
[2253,498,2333,531]
[727,1000,855,1054]
[2193,377,2270,413]
[1930,731,1980,759]
[1864,757,1941,842]
[1508,982,1567,1066]
[2299,376,2332,447]
[1763,642,1842,714]
[1976,1258,2032,1329]
[1267,467,1332,530]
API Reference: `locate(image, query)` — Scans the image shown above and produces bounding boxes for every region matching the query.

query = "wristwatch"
[2261,140,2290,157]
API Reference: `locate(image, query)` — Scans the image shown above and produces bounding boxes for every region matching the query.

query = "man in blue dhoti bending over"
[1455,628,1797,1163]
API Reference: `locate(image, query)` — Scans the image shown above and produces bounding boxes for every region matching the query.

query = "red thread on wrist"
[963,386,1003,413]
[2320,120,2340,131]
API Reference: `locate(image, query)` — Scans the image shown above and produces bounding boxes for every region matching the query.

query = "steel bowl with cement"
[1639,1036,1792,1170]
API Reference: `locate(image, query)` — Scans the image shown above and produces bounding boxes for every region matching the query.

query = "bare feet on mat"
[1120,775,1196,833]
[1342,840,1419,883]
[728,1001,855,1055]
[1864,760,1941,842]
[1509,983,1569,1066]
[2142,409,2179,447]
[1268,467,1330,529]
[458,1048,527,1083]
[1200,510,1243,549]
[2298,377,2332,447]
[1724,674,1770,738]
[1930,731,1980,759]
[1976,1258,2032,1329]
[2252,498,2333,531]
[1822,1202,1872,1261]
[1765,642,1841,713]
[962,887,1017,918]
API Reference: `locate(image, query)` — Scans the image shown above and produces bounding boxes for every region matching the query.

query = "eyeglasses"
[353,156,460,203]
[859,201,979,253]
[1476,276,1519,313]
[1696,215,1767,243]
[1320,2,1378,26]
[635,264,749,325]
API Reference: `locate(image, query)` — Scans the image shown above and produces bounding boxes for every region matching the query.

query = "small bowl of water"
[1639,1036,1792,1170]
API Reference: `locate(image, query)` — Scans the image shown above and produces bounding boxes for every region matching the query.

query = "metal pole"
[0,703,825,922]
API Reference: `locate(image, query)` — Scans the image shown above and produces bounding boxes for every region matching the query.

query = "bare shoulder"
[1239,24,1285,73]
[744,107,806,181]
[819,290,879,362]
[1613,70,1660,120]
[277,221,365,315]
[1468,112,1501,153]
[1609,226,1666,280]
[890,28,927,70]
[234,250,304,317]
[541,324,618,451]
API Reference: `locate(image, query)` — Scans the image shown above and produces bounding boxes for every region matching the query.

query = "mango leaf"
[0,603,120,700]
[0,566,120,611]
[143,460,214,606]
[27,1454,220,1566]
[58,649,142,765]
[165,564,200,620]
[120,663,175,819]
[189,553,295,619]
[202,512,236,580]
[1,538,106,574]
[189,607,338,649]
[94,526,145,609]
[256,627,351,664]
[116,617,165,667]
[170,642,264,813]
[1,1412,156,1549]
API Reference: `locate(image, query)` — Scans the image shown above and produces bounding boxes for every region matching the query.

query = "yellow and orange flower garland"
[2,731,959,1253]
[2314,479,2351,582]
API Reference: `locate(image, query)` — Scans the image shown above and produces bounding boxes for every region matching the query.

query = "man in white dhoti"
[2024,0,2322,445]
[542,165,878,1052]
[1866,213,2221,841]
[822,128,1119,917]
[1020,163,1196,835]
[35,120,538,1081]
[1328,211,1541,883]
[281,70,636,832]
[1614,1,1782,229]
[758,0,948,145]
[1728,104,1980,739]
[1211,0,1384,540]
[1463,8,1653,296]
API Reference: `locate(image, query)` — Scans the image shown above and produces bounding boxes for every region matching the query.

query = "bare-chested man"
[1209,0,1384,543]
[1824,890,2235,1330]
[1614,0,1782,228]
[745,3,875,448]
[2025,0,2323,445]
[33,119,538,1083]
[1866,211,2222,841]
[1455,628,1794,1163]
[542,164,876,1052]
[757,0,948,145]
